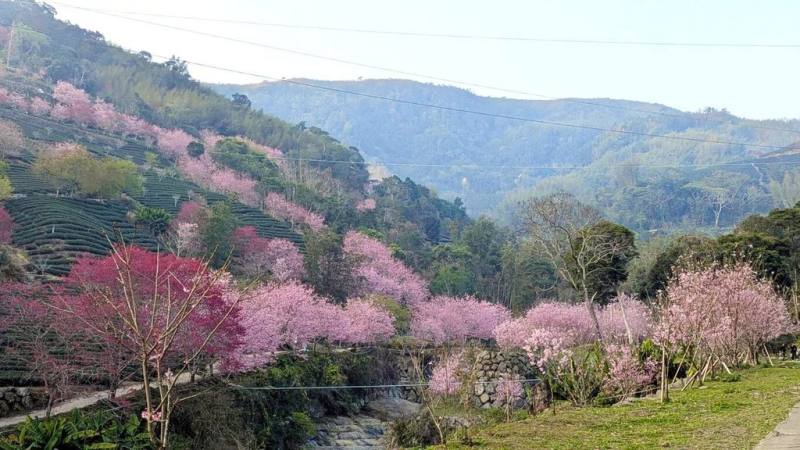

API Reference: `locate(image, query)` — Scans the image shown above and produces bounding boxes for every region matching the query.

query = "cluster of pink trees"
[236,282,395,368]
[264,192,326,231]
[0,82,269,209]
[231,226,304,281]
[343,231,428,305]
[411,295,511,344]
[494,295,652,356]
[178,155,260,206]
[654,263,793,367]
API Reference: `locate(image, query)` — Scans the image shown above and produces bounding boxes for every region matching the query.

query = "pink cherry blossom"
[232,226,304,281]
[264,192,326,231]
[411,295,510,344]
[343,231,428,305]
[429,352,464,396]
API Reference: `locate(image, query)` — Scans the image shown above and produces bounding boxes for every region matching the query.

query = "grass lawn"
[440,365,800,450]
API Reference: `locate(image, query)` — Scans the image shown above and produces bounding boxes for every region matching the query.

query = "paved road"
[755,402,800,450]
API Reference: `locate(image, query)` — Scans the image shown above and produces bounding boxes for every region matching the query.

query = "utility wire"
[48,2,800,137]
[1,77,799,172]
[141,53,800,152]
[50,2,800,49]
[223,378,541,391]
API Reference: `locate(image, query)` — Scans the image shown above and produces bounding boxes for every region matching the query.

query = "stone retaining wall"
[470,350,548,410]
[0,387,49,417]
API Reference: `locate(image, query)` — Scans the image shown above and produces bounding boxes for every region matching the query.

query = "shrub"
[135,207,172,235]
[186,141,205,158]
[0,409,150,449]
[543,344,607,406]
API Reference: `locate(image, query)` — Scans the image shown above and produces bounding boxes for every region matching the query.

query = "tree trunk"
[584,290,603,342]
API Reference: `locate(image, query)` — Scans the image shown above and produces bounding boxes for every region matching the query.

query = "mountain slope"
[213,79,800,230]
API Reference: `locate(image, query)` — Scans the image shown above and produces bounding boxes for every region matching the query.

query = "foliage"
[186,141,204,158]
[0,205,13,243]
[302,230,355,302]
[134,207,171,235]
[197,202,238,268]
[566,220,637,304]
[33,144,142,198]
[0,409,151,450]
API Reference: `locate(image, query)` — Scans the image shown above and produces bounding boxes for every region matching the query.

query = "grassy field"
[440,365,800,450]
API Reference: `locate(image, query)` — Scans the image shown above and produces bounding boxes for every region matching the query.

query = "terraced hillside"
[0,105,304,277]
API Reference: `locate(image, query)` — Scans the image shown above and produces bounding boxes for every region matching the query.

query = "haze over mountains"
[214,79,800,233]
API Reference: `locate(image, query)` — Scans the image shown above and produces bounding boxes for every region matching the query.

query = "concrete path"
[0,383,141,429]
[0,371,196,429]
[755,402,800,449]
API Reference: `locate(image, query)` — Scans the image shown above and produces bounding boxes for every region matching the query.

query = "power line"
[1,78,799,173]
[48,2,800,137]
[223,378,541,391]
[140,53,800,153]
[50,2,800,49]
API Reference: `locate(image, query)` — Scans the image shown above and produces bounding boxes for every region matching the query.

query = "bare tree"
[686,172,748,229]
[519,193,633,340]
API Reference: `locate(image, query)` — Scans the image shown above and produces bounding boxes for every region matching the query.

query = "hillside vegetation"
[216,79,800,232]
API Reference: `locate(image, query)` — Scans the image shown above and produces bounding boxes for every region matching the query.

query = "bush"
[135,207,172,235]
[0,409,151,449]
[186,141,205,158]
[719,372,742,382]
[544,344,607,406]
[389,412,442,447]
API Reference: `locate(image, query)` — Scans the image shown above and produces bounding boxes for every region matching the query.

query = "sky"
[50,0,800,120]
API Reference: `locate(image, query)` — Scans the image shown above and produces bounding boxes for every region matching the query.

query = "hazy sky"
[51,0,800,120]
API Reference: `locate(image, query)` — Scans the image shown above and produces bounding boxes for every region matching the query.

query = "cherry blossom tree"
[429,351,464,396]
[92,100,121,132]
[29,97,51,116]
[232,226,304,281]
[155,128,194,160]
[237,281,335,368]
[264,192,325,231]
[330,298,395,344]
[51,81,94,125]
[411,295,510,344]
[237,282,396,368]
[602,343,657,402]
[174,200,207,225]
[494,295,652,352]
[343,231,428,305]
[654,263,793,369]
[45,245,244,449]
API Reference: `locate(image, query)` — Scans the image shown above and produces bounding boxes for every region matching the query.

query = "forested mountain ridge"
[214,78,800,232]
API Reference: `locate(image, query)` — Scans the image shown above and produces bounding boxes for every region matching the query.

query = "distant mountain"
[213,79,800,232]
